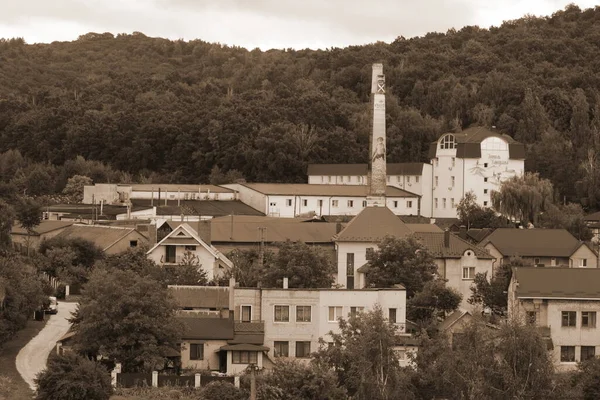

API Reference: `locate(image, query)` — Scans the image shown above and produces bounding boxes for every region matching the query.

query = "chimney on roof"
[283,277,289,289]
[197,220,211,245]
[336,222,343,234]
[228,277,235,312]
[444,229,450,248]
[459,225,467,240]
[148,221,157,245]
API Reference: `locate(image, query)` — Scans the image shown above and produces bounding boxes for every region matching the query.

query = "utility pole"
[249,363,257,400]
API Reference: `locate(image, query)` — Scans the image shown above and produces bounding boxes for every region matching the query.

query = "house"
[508,267,600,370]
[584,211,600,243]
[479,228,598,268]
[10,220,75,251]
[222,183,421,218]
[147,223,233,281]
[307,163,433,217]
[51,224,148,254]
[428,126,525,218]
[334,206,494,310]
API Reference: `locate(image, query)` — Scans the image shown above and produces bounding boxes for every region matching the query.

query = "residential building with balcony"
[508,267,600,370]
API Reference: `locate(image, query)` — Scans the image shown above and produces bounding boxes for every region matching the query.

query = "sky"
[0,0,598,50]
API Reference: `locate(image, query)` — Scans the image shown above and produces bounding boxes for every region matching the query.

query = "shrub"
[35,353,113,400]
[197,381,245,400]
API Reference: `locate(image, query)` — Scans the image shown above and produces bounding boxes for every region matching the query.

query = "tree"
[262,241,335,288]
[62,174,93,203]
[457,191,507,229]
[0,199,15,248]
[208,165,245,185]
[224,248,273,287]
[35,353,113,400]
[573,357,600,400]
[252,360,347,400]
[491,172,554,224]
[365,236,437,298]
[407,279,462,322]
[539,202,593,241]
[164,250,208,285]
[468,257,523,316]
[516,88,549,143]
[15,197,41,255]
[71,268,182,372]
[93,248,164,282]
[313,307,413,400]
[38,237,104,276]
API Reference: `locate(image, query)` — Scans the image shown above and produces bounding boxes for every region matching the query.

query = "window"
[582,312,596,328]
[443,198,447,209]
[366,247,374,260]
[435,158,439,167]
[434,198,438,209]
[560,346,576,362]
[190,343,204,360]
[551,258,556,266]
[362,200,367,207]
[274,341,289,357]
[451,176,455,187]
[483,189,488,194]
[451,157,456,167]
[435,176,439,186]
[416,176,420,183]
[439,134,456,149]
[484,163,488,168]
[395,350,407,360]
[462,267,476,280]
[274,305,290,322]
[481,136,508,150]
[581,346,596,361]
[404,176,410,184]
[484,177,488,182]
[451,198,455,208]
[295,341,311,358]
[332,200,339,208]
[348,200,354,207]
[329,306,343,322]
[286,199,292,207]
[534,258,540,265]
[580,259,588,267]
[389,308,397,323]
[318,199,323,207]
[302,199,308,207]
[393,200,398,208]
[397,176,402,183]
[407,201,413,208]
[483,201,488,206]
[185,245,197,251]
[562,311,577,327]
[346,176,351,182]
[296,306,311,322]
[350,306,364,317]
[328,176,332,182]
[241,305,252,322]
[526,311,537,325]
[269,202,277,207]
[232,351,258,364]
[129,240,138,248]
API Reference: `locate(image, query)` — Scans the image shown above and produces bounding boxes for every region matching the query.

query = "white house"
[428,126,525,218]
[307,163,433,217]
[146,223,233,281]
[222,183,421,218]
[334,206,494,309]
[508,267,600,371]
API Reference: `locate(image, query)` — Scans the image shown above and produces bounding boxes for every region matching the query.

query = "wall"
[233,288,262,321]
[336,241,378,289]
[83,184,120,205]
[570,245,598,268]
[106,230,149,255]
[132,189,235,202]
[222,184,267,215]
[180,340,227,371]
[226,351,264,375]
[147,241,223,280]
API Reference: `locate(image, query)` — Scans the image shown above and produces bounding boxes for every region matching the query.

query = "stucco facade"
[180,339,227,371]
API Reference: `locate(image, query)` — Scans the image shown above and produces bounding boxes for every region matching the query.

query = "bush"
[35,353,113,400]
[197,381,245,400]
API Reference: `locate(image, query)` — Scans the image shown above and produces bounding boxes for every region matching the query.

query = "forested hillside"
[1,5,600,208]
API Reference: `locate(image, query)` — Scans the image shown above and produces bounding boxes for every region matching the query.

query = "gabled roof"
[480,228,583,258]
[130,199,264,217]
[334,207,413,242]
[168,285,230,309]
[438,310,472,331]
[406,223,443,233]
[177,316,234,340]
[513,267,600,299]
[147,223,233,269]
[52,224,145,251]
[307,163,425,176]
[414,232,493,259]
[237,183,419,198]
[467,228,494,243]
[11,220,75,236]
[584,211,600,222]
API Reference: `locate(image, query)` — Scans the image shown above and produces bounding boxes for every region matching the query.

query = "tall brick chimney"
[197,220,211,245]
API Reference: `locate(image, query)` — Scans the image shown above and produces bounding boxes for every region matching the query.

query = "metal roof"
[238,183,419,197]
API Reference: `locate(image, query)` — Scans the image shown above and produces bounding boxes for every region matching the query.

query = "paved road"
[15,301,78,391]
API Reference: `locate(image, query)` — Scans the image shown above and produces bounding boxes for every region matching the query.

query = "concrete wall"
[222,184,267,214]
[180,340,227,371]
[83,184,120,205]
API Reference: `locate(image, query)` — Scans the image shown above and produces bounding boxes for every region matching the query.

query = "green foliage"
[457,191,507,229]
[573,357,600,400]
[208,166,245,185]
[468,258,520,315]
[0,254,48,345]
[491,172,554,224]
[262,241,335,288]
[0,199,15,248]
[407,279,462,322]
[34,353,113,400]
[365,236,437,297]
[15,197,41,233]
[313,306,412,400]
[198,381,245,400]
[539,202,593,241]
[163,250,208,285]
[62,174,93,203]
[39,236,104,268]
[93,248,164,281]
[224,248,273,287]
[71,268,182,372]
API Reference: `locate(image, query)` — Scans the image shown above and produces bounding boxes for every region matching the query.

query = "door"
[165,245,176,263]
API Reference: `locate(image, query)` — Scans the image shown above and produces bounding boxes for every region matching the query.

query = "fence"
[112,368,238,389]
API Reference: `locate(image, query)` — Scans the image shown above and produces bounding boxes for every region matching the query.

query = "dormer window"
[439,134,456,150]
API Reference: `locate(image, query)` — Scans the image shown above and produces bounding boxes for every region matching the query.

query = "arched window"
[481,137,508,151]
[439,134,456,149]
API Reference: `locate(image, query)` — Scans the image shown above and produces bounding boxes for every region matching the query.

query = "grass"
[0,319,48,400]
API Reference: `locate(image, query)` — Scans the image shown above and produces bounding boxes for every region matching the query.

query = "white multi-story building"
[308,127,525,219]
[508,267,600,371]
[428,126,525,218]
[222,183,421,218]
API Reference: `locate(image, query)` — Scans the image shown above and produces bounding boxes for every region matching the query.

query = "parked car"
[43,296,58,314]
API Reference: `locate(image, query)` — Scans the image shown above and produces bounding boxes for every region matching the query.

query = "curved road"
[15,301,78,391]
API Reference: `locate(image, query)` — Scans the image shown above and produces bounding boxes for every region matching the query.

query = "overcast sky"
[0,0,597,50]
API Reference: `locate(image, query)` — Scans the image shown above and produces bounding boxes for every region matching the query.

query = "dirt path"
[15,301,78,391]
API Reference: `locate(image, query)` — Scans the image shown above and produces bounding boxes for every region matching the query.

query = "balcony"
[234,320,265,333]
[231,320,265,345]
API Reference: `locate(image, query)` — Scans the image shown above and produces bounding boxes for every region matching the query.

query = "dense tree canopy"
[2,5,600,210]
